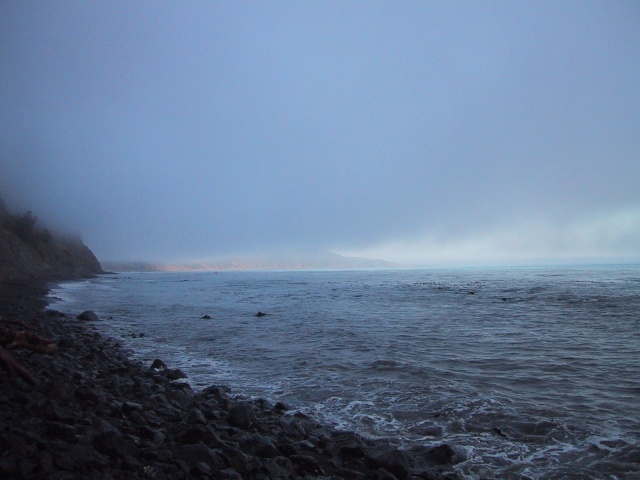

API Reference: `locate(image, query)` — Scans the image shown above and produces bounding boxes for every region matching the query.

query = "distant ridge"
[102,250,399,272]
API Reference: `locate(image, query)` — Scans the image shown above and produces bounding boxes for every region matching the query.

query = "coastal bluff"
[0,202,103,282]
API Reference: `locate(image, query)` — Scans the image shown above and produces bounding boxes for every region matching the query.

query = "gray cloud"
[1,1,639,264]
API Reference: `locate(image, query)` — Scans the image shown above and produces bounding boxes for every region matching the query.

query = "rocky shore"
[0,280,460,480]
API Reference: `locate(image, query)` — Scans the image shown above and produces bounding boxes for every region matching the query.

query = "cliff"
[0,202,103,282]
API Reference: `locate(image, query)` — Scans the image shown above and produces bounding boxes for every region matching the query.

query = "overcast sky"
[1,1,639,265]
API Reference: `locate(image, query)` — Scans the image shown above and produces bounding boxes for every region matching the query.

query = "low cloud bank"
[337,207,640,267]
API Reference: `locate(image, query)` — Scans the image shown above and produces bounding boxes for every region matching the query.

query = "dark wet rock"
[278,417,306,439]
[365,445,411,479]
[263,456,295,477]
[44,421,78,443]
[290,454,326,476]
[176,424,221,446]
[371,468,400,479]
[74,384,102,403]
[91,418,121,436]
[228,403,257,429]
[37,450,56,476]
[150,358,167,370]
[77,309,100,321]
[330,430,367,457]
[188,407,208,425]
[55,444,110,470]
[492,426,507,438]
[192,461,212,475]
[170,380,193,391]
[44,402,77,424]
[137,425,166,444]
[217,467,243,479]
[254,397,273,410]
[121,401,144,414]
[240,433,280,458]
[179,444,226,470]
[423,444,457,465]
[294,439,315,451]
[0,281,452,480]
[164,367,188,380]
[92,431,133,458]
[278,442,299,456]
[336,466,367,479]
[221,443,261,476]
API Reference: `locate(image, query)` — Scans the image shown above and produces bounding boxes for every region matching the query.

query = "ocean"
[49,265,640,479]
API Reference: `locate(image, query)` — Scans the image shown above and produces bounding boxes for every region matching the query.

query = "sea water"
[49,266,640,479]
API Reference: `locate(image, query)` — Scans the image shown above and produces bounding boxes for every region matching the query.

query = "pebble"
[0,281,459,479]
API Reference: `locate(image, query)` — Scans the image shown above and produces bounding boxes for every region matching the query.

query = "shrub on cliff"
[0,197,52,246]
[7,210,38,243]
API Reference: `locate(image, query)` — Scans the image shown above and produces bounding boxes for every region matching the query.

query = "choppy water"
[49,266,640,479]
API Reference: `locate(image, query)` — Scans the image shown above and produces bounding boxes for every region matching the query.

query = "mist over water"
[51,266,640,478]
[2,2,639,265]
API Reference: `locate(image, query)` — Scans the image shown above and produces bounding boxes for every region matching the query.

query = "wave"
[48,267,640,478]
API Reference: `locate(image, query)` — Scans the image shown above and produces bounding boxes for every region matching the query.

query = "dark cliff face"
[0,228,103,282]
[0,204,103,282]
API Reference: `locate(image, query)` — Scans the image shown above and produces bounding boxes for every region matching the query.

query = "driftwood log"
[0,315,58,385]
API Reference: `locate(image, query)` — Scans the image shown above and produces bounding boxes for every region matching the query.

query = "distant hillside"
[0,198,103,281]
[102,250,399,272]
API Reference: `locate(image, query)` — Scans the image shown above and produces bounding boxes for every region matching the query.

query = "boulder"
[76,310,100,321]
[424,444,456,465]
[290,454,326,476]
[365,445,410,479]
[178,444,226,470]
[150,358,166,370]
[200,385,231,405]
[92,431,133,458]
[263,457,295,478]
[228,404,256,429]
[330,430,366,457]
[164,368,188,381]
[176,424,220,446]
[53,444,109,471]
[217,468,243,480]
[121,401,144,414]
[44,421,78,443]
[239,433,280,458]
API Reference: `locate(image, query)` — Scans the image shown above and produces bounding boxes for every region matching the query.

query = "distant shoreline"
[101,253,401,273]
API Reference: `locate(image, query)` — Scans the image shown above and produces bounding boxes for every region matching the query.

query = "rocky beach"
[0,279,460,480]
[0,196,460,479]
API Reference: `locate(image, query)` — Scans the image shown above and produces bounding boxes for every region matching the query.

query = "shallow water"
[50,266,640,479]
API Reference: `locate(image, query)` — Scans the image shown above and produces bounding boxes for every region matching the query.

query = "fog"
[1,1,639,266]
